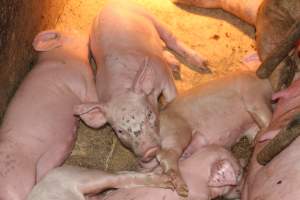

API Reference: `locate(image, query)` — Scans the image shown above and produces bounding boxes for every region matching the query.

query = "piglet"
[75,1,211,195]
[27,145,242,200]
[149,71,272,196]
[75,0,210,164]
[0,30,97,200]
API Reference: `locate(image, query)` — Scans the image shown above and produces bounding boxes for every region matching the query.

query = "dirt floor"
[58,0,256,196]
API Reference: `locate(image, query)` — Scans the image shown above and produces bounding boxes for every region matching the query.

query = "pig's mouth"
[140,146,160,162]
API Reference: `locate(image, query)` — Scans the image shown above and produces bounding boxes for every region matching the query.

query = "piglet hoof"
[147,173,175,190]
[167,170,189,197]
[187,55,211,74]
[172,68,182,80]
[175,180,189,197]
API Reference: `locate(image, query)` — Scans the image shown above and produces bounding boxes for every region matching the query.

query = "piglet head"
[74,95,160,160]
[74,58,161,160]
[74,97,159,160]
[108,92,161,161]
[107,57,161,160]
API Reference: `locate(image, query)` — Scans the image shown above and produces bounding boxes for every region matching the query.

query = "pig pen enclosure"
[1,0,256,198]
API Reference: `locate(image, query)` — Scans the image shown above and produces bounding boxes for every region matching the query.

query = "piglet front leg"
[154,116,193,197]
[156,148,188,197]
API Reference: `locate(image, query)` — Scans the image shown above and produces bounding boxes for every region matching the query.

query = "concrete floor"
[58,0,256,174]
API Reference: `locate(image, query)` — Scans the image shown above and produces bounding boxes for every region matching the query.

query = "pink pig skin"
[242,79,300,200]
[171,0,263,25]
[242,136,300,200]
[0,30,97,200]
[75,0,211,162]
[27,145,242,200]
[149,71,272,196]
[27,165,175,200]
[258,78,300,142]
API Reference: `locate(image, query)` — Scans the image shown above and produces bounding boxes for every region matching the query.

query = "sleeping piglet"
[27,145,242,200]
[147,71,272,196]
[0,30,97,200]
[75,0,212,159]
[74,0,211,195]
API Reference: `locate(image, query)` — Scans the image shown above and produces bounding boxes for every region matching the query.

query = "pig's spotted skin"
[0,153,16,177]
[101,92,161,157]
[0,141,18,178]
[116,106,156,138]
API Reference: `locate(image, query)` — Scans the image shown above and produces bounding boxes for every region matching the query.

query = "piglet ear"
[32,30,62,52]
[132,57,155,95]
[208,159,237,187]
[74,103,107,128]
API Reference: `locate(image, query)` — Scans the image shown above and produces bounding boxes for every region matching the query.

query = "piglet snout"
[141,146,160,162]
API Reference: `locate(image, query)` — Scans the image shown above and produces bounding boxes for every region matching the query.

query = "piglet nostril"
[142,146,160,162]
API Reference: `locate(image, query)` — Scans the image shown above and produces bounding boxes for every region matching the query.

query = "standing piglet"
[27,145,242,200]
[0,30,98,200]
[241,79,300,200]
[141,71,272,196]
[75,0,210,195]
[172,0,300,91]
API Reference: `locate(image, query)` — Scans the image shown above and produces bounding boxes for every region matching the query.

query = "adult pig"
[241,79,300,200]
[172,0,300,91]
[0,30,97,200]
[75,0,211,163]
[142,71,272,196]
[27,145,242,200]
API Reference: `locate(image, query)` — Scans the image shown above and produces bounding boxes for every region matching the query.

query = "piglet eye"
[118,130,123,134]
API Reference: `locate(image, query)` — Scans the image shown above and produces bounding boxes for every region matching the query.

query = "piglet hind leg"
[143,11,211,73]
